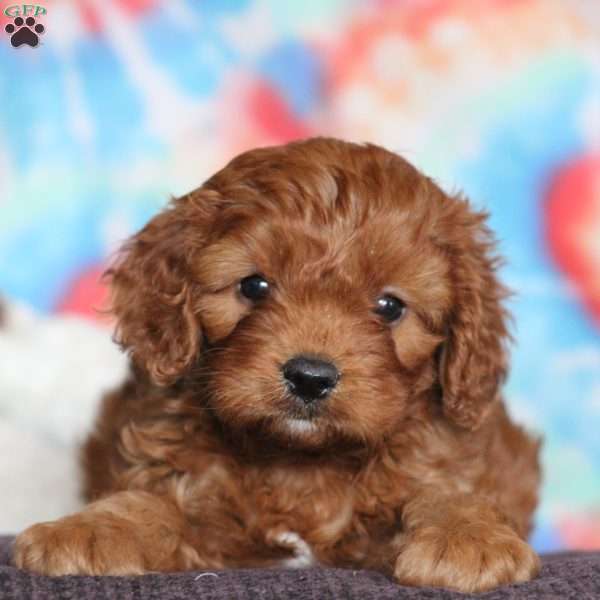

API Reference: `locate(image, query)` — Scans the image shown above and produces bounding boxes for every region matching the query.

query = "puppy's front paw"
[13,514,147,576]
[394,522,540,593]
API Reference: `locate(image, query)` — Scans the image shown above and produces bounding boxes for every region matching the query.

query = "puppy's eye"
[239,274,270,301]
[374,294,406,323]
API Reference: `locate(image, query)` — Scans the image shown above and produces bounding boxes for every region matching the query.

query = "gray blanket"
[1,536,599,599]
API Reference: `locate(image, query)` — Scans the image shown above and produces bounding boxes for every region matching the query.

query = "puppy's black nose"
[282,356,339,402]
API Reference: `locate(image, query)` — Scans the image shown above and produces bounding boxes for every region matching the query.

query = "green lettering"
[4,5,21,17]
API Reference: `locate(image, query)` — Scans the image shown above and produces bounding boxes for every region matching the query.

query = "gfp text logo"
[4,4,46,17]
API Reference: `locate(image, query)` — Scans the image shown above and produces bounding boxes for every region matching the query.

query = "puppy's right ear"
[106,192,215,386]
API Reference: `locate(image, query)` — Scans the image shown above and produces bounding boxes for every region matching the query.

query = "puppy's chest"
[249,467,351,521]
[242,464,403,545]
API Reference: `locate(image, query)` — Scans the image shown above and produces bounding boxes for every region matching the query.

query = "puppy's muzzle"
[282,356,339,404]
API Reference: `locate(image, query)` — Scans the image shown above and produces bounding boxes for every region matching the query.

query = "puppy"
[14,138,541,592]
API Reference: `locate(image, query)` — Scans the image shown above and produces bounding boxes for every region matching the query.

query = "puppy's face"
[195,205,449,447]
[110,139,509,448]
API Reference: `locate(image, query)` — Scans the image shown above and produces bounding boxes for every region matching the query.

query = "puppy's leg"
[393,493,540,593]
[13,491,207,575]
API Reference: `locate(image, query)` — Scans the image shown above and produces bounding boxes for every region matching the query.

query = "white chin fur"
[285,418,318,435]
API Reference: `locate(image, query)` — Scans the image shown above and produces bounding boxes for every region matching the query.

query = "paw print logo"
[5,16,44,47]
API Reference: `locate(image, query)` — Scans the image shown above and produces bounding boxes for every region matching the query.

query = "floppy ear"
[106,192,214,386]
[439,201,511,430]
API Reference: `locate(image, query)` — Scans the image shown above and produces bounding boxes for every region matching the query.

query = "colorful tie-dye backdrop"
[0,0,599,550]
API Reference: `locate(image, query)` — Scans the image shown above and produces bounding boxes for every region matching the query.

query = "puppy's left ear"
[106,191,216,386]
[439,200,511,430]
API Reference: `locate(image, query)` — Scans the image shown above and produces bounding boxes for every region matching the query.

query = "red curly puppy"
[14,138,541,592]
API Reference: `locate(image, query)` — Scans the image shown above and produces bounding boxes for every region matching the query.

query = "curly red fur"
[14,138,541,593]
